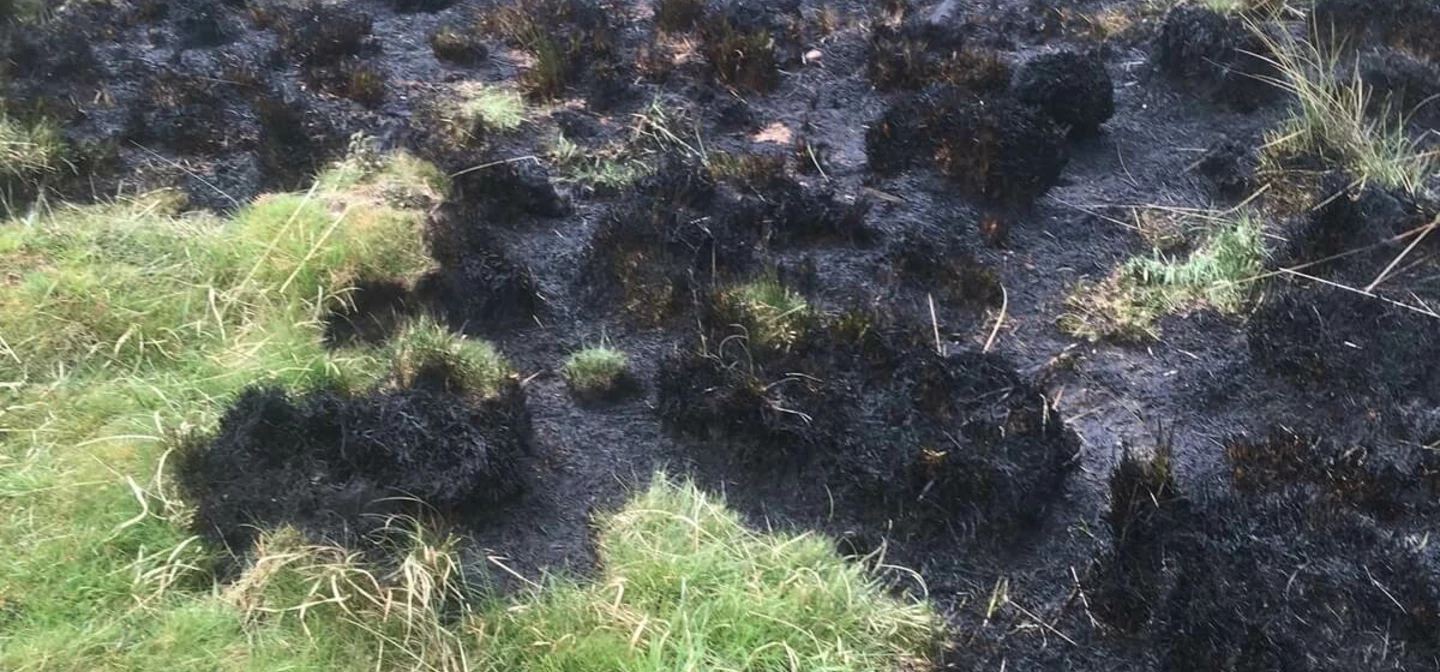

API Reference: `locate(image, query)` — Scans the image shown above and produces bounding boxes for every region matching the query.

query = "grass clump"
[389,317,511,397]
[1253,25,1438,194]
[480,476,940,671]
[561,344,629,395]
[0,113,64,179]
[1062,210,1267,341]
[720,278,812,349]
[0,149,450,669]
[548,133,652,192]
[447,83,527,143]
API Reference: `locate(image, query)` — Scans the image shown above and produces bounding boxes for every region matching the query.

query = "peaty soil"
[19,0,1440,669]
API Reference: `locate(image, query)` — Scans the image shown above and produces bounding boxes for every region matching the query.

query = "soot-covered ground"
[14,0,1440,668]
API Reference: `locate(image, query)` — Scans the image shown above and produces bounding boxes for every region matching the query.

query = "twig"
[983,284,1009,353]
[928,293,944,356]
[1365,213,1439,292]
[129,141,240,209]
[1008,600,1078,647]
[448,155,539,178]
[1276,268,1440,319]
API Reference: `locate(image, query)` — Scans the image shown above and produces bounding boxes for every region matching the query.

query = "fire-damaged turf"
[1153,5,1279,111]
[657,305,1079,540]
[866,87,1069,208]
[580,155,870,322]
[177,382,532,556]
[1089,451,1440,671]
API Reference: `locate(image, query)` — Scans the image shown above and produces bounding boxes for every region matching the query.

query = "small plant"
[1061,210,1266,341]
[448,83,527,143]
[561,345,630,397]
[722,279,811,349]
[388,318,511,397]
[1252,23,1438,193]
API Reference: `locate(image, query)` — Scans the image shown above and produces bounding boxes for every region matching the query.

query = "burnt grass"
[21,0,1440,668]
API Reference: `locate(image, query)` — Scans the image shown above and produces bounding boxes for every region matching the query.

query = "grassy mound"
[0,145,942,669]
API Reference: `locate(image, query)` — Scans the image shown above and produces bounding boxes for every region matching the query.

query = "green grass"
[0,148,446,670]
[0,114,63,180]
[0,144,942,669]
[448,83,528,143]
[561,345,628,393]
[547,133,652,192]
[478,477,940,671]
[722,279,812,349]
[389,317,511,397]
[1252,24,1438,194]
[1062,210,1267,341]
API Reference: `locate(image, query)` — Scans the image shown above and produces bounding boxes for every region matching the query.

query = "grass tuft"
[721,279,812,349]
[1062,210,1267,341]
[480,476,941,670]
[1252,23,1438,193]
[561,344,629,394]
[0,113,64,180]
[388,317,511,397]
[447,83,528,143]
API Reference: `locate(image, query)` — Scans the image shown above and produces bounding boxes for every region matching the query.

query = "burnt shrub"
[480,0,624,101]
[1089,446,1185,633]
[1226,427,1440,520]
[255,96,343,190]
[1360,49,1440,129]
[273,3,373,68]
[1011,50,1114,136]
[1086,448,1440,667]
[174,0,239,48]
[430,26,489,65]
[658,307,1080,538]
[1153,6,1277,110]
[1195,140,1254,203]
[655,0,705,32]
[324,280,413,348]
[451,159,570,219]
[389,0,458,12]
[1156,493,1440,671]
[1314,0,1440,61]
[418,207,541,331]
[582,199,753,323]
[698,1,795,92]
[302,59,388,107]
[1248,284,1439,405]
[867,88,1069,207]
[884,232,1002,309]
[743,176,872,247]
[866,22,1010,93]
[177,383,531,553]
[129,71,241,155]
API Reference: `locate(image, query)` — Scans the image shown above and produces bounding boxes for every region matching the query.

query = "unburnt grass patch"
[561,344,634,401]
[1062,209,1266,341]
[658,300,1079,540]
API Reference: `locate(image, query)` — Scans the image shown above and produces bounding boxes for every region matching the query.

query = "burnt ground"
[16,0,1440,669]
